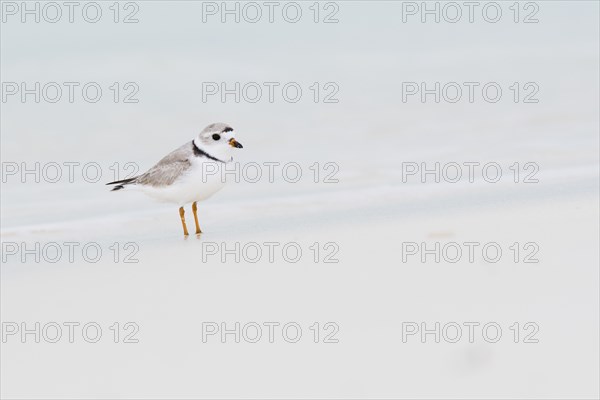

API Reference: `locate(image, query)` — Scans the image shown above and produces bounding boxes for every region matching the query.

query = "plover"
[106,122,243,236]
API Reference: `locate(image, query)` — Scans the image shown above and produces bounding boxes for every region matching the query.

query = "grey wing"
[135,142,194,187]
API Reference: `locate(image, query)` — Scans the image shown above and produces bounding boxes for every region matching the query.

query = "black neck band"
[192,141,225,163]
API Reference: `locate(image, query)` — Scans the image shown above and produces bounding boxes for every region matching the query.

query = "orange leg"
[192,201,202,234]
[179,206,189,236]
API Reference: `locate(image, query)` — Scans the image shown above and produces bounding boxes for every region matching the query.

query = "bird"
[106,122,243,236]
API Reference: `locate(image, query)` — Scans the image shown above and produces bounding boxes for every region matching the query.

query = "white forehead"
[202,127,233,135]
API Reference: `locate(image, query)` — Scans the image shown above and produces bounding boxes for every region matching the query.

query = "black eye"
[212,134,221,141]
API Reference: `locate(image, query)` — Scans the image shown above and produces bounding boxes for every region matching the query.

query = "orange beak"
[229,138,243,148]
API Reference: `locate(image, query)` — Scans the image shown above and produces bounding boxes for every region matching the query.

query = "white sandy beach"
[1,2,599,398]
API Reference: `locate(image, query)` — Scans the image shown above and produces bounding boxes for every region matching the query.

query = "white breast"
[140,158,228,206]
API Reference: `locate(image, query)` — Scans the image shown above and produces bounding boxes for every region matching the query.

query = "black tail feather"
[106,177,137,191]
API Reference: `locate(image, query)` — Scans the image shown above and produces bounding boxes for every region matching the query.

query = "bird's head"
[194,123,243,161]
